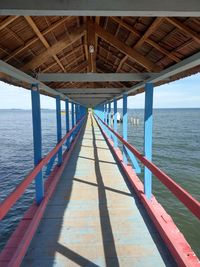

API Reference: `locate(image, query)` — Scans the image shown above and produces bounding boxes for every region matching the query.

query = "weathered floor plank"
[22,115,176,267]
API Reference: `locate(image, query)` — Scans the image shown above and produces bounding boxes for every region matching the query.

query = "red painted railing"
[0,116,85,220]
[95,115,200,220]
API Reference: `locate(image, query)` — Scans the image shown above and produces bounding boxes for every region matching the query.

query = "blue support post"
[31,84,44,205]
[144,83,154,200]
[75,103,78,124]
[108,101,112,138]
[77,104,80,122]
[105,103,107,124]
[56,96,62,166]
[103,104,106,123]
[79,105,82,119]
[108,101,111,127]
[123,94,128,165]
[65,98,69,133]
[71,102,75,128]
[113,98,118,148]
[65,98,70,149]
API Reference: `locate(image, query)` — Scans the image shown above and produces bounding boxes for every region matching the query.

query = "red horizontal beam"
[95,115,200,220]
[0,116,85,220]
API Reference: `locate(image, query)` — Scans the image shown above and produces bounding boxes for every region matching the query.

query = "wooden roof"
[0,15,200,106]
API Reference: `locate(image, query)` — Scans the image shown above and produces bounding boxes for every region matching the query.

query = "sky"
[0,73,200,109]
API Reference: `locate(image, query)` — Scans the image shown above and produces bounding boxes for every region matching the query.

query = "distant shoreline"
[0,108,200,111]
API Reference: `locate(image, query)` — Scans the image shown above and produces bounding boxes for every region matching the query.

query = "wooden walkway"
[22,115,176,267]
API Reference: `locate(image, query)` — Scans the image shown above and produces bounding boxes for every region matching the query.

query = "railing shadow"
[22,120,102,266]
[91,116,120,267]
[99,124,178,267]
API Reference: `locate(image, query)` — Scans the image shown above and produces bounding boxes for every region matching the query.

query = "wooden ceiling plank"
[67,60,87,73]
[21,25,86,72]
[117,18,164,72]
[111,17,180,66]
[0,16,19,31]
[165,17,200,45]
[4,17,71,62]
[42,45,84,72]
[95,23,161,72]
[24,16,66,72]
[134,18,164,49]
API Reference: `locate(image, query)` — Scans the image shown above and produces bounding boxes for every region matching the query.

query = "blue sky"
[0,73,200,109]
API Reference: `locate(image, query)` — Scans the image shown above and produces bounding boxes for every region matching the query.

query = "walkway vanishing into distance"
[21,115,176,267]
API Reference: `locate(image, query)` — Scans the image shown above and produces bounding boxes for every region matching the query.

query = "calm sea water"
[0,109,199,257]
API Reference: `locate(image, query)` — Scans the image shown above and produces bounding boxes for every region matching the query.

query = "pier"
[0,3,200,266]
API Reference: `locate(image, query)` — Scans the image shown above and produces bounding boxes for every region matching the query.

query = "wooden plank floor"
[22,115,176,267]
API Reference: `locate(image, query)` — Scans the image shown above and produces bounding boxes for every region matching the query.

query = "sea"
[0,108,199,258]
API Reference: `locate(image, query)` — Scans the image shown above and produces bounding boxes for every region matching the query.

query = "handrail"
[95,114,200,220]
[0,115,86,220]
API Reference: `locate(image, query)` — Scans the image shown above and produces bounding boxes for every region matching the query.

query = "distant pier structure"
[0,2,200,267]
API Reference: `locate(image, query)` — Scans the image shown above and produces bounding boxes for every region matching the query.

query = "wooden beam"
[134,18,164,49]
[165,17,200,45]
[4,17,71,62]
[24,16,66,72]
[21,25,86,72]
[117,18,164,72]
[95,17,100,63]
[41,45,84,72]
[87,19,96,72]
[0,16,19,31]
[116,57,127,72]
[111,17,180,66]
[95,23,161,72]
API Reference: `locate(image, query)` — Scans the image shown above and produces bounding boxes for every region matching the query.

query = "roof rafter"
[24,16,66,72]
[21,25,86,72]
[41,45,84,73]
[135,18,164,49]
[4,16,72,62]
[0,15,19,31]
[117,18,165,72]
[94,23,162,72]
[87,19,96,72]
[165,17,200,45]
[111,17,180,66]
